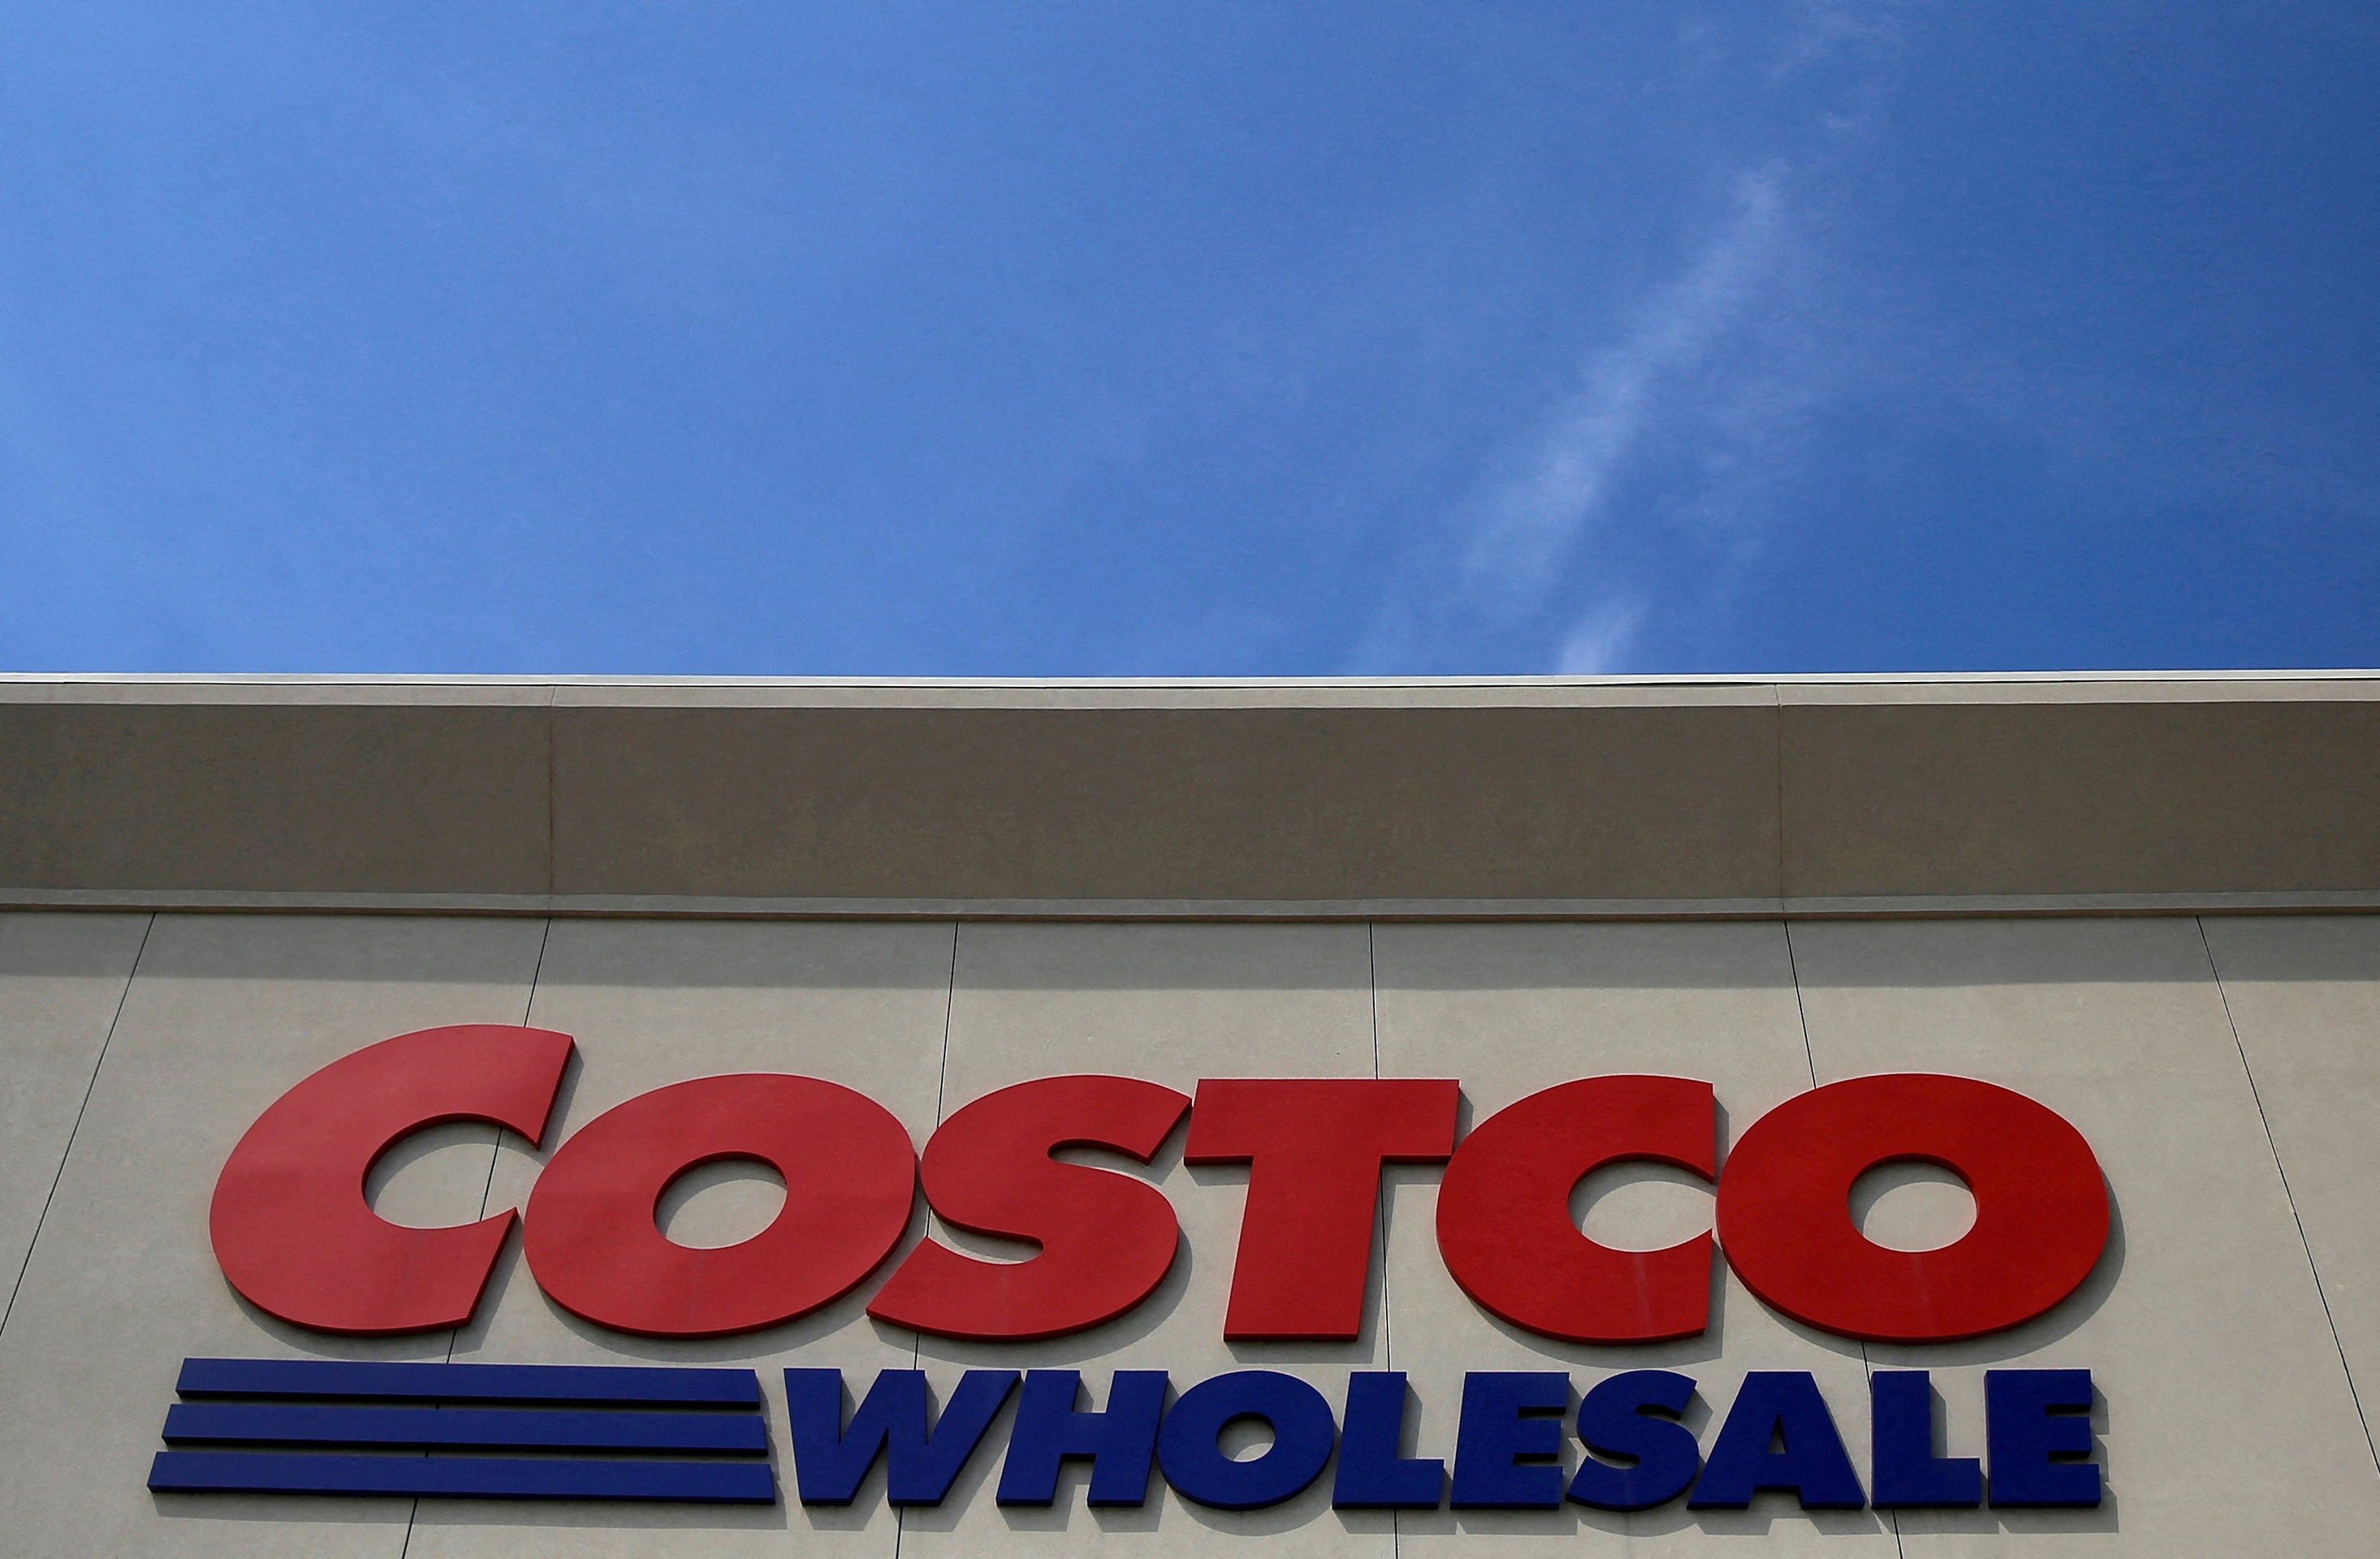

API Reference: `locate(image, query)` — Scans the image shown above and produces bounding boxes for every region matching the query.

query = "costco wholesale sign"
[157,1025,2108,1515]
[7,677,2380,1556]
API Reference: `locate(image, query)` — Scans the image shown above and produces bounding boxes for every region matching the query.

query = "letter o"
[1715,1073,2108,1342]
[523,1074,915,1337]
[1158,1371,1337,1510]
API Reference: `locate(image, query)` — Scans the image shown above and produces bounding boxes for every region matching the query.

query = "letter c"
[209,1025,575,1334]
[1436,1077,1717,1343]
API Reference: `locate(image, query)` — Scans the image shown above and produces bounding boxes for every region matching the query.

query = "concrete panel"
[1371,922,1898,1557]
[899,921,1390,1559]
[0,912,149,1318]
[1770,676,2380,706]
[550,702,1782,903]
[0,699,549,895]
[2198,914,2380,1459]
[540,680,1786,711]
[1787,918,2380,1555]
[1780,697,2380,899]
[411,918,961,1559]
[0,913,546,1557]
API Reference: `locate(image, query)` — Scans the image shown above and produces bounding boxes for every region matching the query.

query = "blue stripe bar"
[162,1402,767,1453]
[174,1358,760,1407]
[149,1450,776,1503]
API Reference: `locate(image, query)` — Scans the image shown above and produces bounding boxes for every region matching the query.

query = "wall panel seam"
[0,912,151,1341]
[1782,918,1907,1556]
[1365,922,1399,1559]
[892,921,960,1559]
[1770,684,1790,905]
[542,683,558,906]
[2196,915,2380,1477]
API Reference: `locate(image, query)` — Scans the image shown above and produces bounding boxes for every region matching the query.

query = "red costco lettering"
[1713,1073,2109,1342]
[523,1073,916,1337]
[1436,1076,1717,1345]
[209,1024,572,1334]
[212,1038,2111,1346]
[1183,1078,1458,1341]
[866,1075,1192,1341]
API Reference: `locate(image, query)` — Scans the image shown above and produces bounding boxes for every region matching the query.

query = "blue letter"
[1158,1371,1337,1509]
[1333,1371,1444,1509]
[785,1368,1018,1505]
[1871,1371,1981,1509]
[1689,1371,1865,1510]
[1986,1369,2100,1508]
[1449,1371,1568,1509]
[996,1370,1170,1507]
[1569,1370,1701,1512]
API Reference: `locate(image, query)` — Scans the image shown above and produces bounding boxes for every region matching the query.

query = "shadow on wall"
[25,905,2340,992]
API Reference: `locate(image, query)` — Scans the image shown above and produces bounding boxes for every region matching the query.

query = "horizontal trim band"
[147,1450,777,1503]
[17,890,2380,921]
[175,1358,761,1408]
[8,680,2378,906]
[9,669,2378,703]
[161,1402,767,1453]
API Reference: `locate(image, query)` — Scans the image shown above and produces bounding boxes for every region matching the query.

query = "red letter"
[209,1024,573,1335]
[866,1076,1190,1341]
[1435,1076,1716,1344]
[1716,1073,2108,1342]
[523,1074,916,1337]
[1184,1078,1458,1341]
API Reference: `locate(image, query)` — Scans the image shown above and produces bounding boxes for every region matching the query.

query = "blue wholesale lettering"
[1569,1369,1703,1512]
[1449,1372,1572,1509]
[996,1369,1171,1506]
[784,1367,1017,1504]
[1985,1368,2103,1508]
[1870,1370,1984,1509]
[1158,1371,1339,1509]
[1689,1371,1868,1510]
[1331,1371,1445,1508]
[149,1358,2104,1514]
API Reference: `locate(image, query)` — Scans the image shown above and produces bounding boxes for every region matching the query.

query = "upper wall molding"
[4,675,2377,918]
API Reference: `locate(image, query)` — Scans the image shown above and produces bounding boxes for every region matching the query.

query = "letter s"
[867,1076,1190,1341]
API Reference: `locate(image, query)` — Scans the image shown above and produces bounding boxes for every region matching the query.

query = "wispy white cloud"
[1345,166,1802,675]
[1555,595,1648,675]
[1458,164,1790,617]
[1773,0,1911,83]
[1347,2,1916,676]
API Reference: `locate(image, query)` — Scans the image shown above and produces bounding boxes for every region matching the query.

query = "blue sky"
[4,2,2375,676]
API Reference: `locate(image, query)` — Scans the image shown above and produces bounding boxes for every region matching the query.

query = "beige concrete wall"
[1,910,2375,1555]
[2198,916,2380,1444]
[0,913,547,1557]
[0,912,149,1323]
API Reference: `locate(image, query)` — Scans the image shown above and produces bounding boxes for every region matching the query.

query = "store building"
[1,672,2376,1557]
